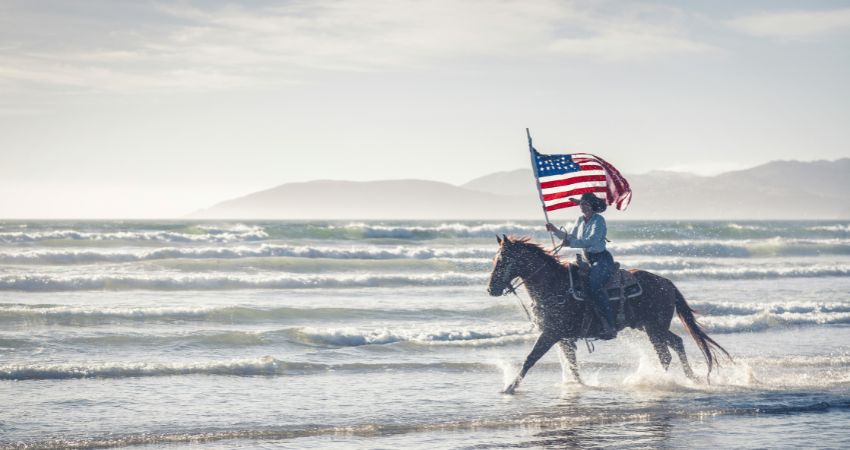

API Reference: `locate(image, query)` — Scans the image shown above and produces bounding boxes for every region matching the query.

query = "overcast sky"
[2,0,849,218]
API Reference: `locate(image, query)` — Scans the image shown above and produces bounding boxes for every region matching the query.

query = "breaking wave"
[4,240,850,267]
[2,261,848,292]
[611,239,850,257]
[0,244,493,264]
[0,224,267,244]
[701,310,850,333]
[0,303,516,325]
[336,222,541,239]
[0,356,311,380]
[657,264,850,280]
[0,272,487,291]
[282,325,534,347]
[0,356,521,381]
[681,301,850,333]
[808,224,850,233]
[688,301,850,316]
[3,262,847,292]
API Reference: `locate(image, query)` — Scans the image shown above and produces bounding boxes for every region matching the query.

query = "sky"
[1,0,849,218]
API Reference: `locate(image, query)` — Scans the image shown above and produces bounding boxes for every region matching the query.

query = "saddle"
[567,254,642,302]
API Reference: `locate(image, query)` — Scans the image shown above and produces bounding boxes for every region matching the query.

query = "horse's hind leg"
[557,339,583,384]
[647,330,672,370]
[665,331,696,381]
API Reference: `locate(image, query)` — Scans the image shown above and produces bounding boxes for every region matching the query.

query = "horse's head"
[488,234,524,296]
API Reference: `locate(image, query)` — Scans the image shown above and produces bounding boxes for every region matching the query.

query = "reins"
[505,241,566,323]
[504,240,598,352]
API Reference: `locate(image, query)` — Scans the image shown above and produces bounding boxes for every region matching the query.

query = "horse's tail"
[673,286,731,375]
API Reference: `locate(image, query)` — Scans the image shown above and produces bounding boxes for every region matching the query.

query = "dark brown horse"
[488,235,730,394]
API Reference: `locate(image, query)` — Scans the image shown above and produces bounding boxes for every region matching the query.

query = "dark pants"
[587,250,616,328]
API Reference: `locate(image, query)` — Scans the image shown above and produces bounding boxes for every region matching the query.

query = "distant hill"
[189,159,850,219]
[189,179,539,220]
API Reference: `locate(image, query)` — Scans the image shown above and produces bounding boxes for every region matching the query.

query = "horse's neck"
[520,253,568,302]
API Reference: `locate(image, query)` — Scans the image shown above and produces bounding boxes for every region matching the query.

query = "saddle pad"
[568,268,642,302]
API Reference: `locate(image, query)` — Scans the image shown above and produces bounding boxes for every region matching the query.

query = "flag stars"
[535,153,580,177]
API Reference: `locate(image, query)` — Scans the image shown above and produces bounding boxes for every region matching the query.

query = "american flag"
[532,148,632,212]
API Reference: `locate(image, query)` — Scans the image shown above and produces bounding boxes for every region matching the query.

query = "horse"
[487,235,730,394]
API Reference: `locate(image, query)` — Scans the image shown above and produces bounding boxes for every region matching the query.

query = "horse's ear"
[496,234,502,245]
[501,234,510,246]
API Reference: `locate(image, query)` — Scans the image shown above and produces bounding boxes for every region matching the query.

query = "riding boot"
[593,288,617,340]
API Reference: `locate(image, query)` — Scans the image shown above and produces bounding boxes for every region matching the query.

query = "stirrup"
[599,321,617,340]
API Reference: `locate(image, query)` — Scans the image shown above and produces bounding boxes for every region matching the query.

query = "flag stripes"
[532,149,632,212]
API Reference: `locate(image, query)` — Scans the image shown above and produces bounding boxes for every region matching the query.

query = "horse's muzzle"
[488,283,512,297]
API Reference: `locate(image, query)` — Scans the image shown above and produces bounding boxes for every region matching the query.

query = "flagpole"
[527,128,557,248]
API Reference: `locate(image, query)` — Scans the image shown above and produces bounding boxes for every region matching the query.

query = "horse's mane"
[507,236,572,275]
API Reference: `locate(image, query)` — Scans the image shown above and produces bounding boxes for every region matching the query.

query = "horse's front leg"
[503,332,559,394]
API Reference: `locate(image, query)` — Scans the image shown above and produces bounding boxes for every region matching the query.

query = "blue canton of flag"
[533,150,581,177]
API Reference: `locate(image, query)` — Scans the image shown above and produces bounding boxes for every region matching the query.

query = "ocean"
[1,220,848,449]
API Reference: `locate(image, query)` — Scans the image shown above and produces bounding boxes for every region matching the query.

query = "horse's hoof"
[502,381,519,394]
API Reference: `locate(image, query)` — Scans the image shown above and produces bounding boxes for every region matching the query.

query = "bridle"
[494,242,595,353]
[494,239,599,353]
[495,241,566,321]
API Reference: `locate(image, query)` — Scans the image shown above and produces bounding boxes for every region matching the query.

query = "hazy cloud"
[729,8,850,40]
[0,0,715,93]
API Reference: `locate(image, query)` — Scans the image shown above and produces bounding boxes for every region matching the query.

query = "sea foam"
[0,224,267,244]
[0,272,488,291]
[0,357,515,381]
[0,244,494,264]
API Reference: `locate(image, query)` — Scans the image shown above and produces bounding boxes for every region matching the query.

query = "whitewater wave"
[0,272,488,291]
[727,223,768,231]
[322,221,850,241]
[3,261,846,291]
[689,301,850,316]
[3,351,848,383]
[0,244,494,264]
[0,303,516,325]
[4,240,849,267]
[677,301,850,333]
[808,224,850,233]
[611,238,850,257]
[0,356,303,380]
[0,224,267,244]
[4,237,850,265]
[0,356,521,381]
[701,310,850,333]
[284,325,535,347]
[336,222,542,239]
[658,264,850,280]
[4,303,846,338]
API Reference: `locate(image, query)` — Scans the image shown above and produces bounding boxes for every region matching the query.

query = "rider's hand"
[545,223,558,232]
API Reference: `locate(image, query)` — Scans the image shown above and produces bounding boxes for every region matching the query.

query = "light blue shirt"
[552,214,607,254]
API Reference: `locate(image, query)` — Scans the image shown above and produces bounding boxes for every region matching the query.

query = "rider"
[545,192,617,339]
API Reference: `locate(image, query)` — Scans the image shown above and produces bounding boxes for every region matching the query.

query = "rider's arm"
[550,218,580,242]
[568,215,606,252]
[550,227,567,240]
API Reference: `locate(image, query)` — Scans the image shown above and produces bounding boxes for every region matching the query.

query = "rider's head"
[571,193,607,215]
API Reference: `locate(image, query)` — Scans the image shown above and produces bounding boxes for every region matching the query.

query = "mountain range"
[189,158,850,220]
